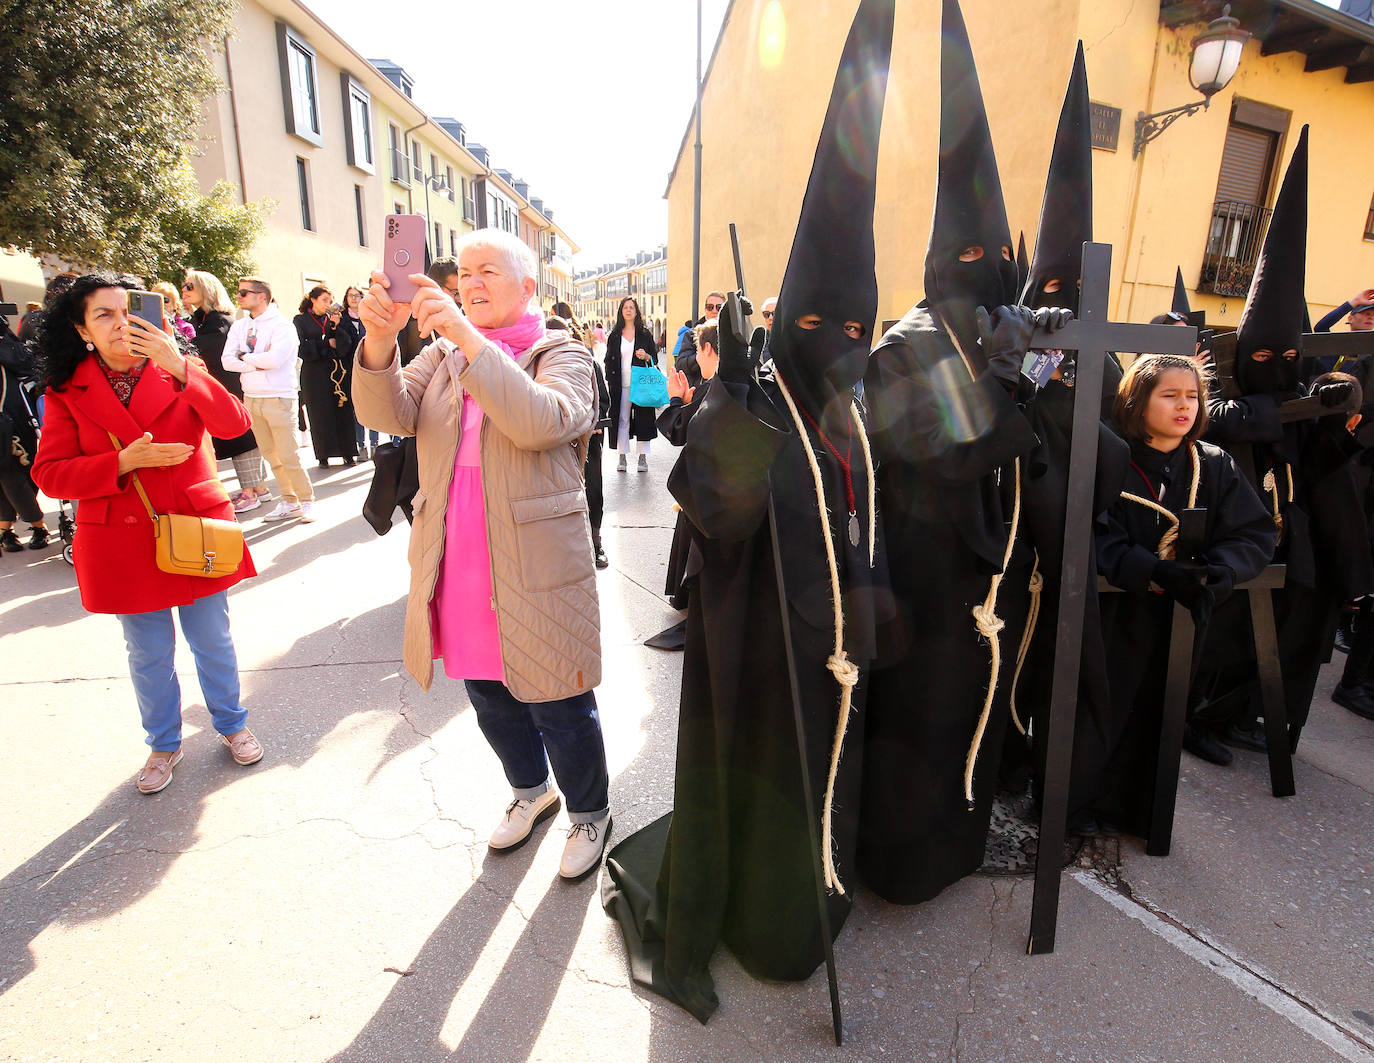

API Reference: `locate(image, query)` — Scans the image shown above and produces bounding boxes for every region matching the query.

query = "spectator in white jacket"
[221,277,315,521]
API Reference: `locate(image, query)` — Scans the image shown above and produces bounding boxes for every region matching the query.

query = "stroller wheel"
[62,544,74,565]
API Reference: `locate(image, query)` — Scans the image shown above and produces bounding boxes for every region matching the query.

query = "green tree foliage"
[149,162,273,286]
[0,0,267,277]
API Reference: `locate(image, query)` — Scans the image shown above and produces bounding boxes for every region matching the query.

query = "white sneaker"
[263,501,302,522]
[489,789,561,851]
[559,813,612,880]
[298,500,317,523]
[637,455,648,473]
[617,453,627,472]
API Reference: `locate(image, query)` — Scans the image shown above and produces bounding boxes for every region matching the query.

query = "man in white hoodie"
[222,277,315,521]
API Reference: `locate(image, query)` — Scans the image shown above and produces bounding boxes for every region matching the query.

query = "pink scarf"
[475,309,545,360]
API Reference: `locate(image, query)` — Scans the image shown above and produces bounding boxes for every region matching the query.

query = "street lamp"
[422,173,450,257]
[1133,4,1251,158]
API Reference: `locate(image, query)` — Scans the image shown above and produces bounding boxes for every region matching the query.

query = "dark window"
[1199,99,1289,296]
[388,125,408,186]
[354,185,366,246]
[276,24,323,146]
[1365,193,1374,241]
[297,157,313,231]
[434,221,442,254]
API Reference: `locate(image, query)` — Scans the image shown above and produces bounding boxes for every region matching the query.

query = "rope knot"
[1027,571,1044,594]
[826,652,859,689]
[971,603,1004,638]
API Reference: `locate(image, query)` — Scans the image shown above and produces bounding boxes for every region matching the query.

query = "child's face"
[1144,368,1200,449]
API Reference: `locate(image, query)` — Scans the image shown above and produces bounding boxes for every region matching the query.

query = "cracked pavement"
[3,448,1372,1062]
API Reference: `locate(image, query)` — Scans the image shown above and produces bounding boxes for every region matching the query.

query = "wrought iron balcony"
[1198,198,1272,297]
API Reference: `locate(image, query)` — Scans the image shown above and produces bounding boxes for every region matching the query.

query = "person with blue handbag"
[604,296,661,473]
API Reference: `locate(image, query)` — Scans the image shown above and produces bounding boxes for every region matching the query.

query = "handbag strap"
[107,430,160,522]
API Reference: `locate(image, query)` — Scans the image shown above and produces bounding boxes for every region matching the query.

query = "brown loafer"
[221,728,263,766]
[137,749,183,794]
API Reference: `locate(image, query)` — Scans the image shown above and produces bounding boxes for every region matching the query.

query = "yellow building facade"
[667,0,1374,335]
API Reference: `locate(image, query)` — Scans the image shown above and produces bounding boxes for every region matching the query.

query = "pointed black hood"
[1016,233,1029,295]
[924,0,1017,363]
[771,0,894,424]
[1021,41,1092,315]
[1236,125,1309,395]
[1172,267,1191,317]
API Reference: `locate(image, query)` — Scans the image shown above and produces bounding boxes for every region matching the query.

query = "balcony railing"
[1198,198,1273,298]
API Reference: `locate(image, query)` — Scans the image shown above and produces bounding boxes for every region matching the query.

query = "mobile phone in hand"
[382,215,427,302]
[127,290,165,332]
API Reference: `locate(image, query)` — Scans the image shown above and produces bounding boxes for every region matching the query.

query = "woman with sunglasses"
[182,270,270,513]
[604,296,659,472]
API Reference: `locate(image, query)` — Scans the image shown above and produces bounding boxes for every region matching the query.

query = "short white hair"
[455,227,538,285]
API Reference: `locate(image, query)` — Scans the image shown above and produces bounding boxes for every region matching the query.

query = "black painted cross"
[1026,241,1199,956]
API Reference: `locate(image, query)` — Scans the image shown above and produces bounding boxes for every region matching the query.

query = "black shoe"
[343,457,356,466]
[1182,725,1234,766]
[1096,818,1124,838]
[26,527,50,550]
[318,460,330,469]
[594,547,608,569]
[1332,683,1374,721]
[1220,721,1269,753]
[0,530,23,552]
[1334,624,1354,654]
[1067,811,1099,836]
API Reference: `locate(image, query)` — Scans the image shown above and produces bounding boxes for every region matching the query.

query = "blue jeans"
[355,420,379,448]
[465,680,609,822]
[117,591,248,752]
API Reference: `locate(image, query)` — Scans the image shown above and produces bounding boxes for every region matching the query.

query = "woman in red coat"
[32,273,264,794]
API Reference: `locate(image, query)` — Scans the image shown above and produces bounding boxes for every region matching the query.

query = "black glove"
[1033,306,1075,333]
[1317,381,1355,408]
[976,305,1038,388]
[1153,558,1214,624]
[717,291,764,385]
[1205,563,1235,607]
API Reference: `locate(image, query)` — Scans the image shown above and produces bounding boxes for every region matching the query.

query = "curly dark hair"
[36,272,136,392]
[298,285,330,315]
[613,297,645,335]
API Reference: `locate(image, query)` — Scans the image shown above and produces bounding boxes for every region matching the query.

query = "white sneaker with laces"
[298,500,317,522]
[637,455,648,473]
[489,789,561,851]
[263,501,302,522]
[559,813,612,880]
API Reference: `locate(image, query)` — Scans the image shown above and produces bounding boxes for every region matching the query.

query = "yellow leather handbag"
[109,432,244,577]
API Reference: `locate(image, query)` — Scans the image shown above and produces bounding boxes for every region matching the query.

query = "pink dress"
[431,393,505,680]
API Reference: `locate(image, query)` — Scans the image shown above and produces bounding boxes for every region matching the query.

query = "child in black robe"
[1073,355,1275,837]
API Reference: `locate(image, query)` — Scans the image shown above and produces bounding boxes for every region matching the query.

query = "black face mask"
[771,301,871,427]
[1239,350,1299,396]
[926,249,1018,358]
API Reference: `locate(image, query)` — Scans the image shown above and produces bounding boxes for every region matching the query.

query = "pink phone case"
[383,214,427,302]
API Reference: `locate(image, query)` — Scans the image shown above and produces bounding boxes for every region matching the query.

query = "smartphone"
[127,290,165,331]
[382,214,428,302]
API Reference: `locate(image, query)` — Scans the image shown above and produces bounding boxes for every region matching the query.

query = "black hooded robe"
[602,373,887,1022]
[858,305,1039,904]
[1078,440,1275,834]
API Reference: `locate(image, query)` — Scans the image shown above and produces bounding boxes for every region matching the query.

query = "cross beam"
[1027,242,1198,956]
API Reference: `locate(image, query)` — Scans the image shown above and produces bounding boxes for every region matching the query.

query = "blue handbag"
[629,363,669,407]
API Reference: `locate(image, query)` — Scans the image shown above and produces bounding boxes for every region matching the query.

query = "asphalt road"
[2,440,1372,1063]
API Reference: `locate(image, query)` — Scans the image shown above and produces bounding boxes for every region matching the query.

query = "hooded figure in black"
[996,43,1130,812]
[602,0,894,1022]
[857,0,1070,905]
[1173,268,1193,318]
[1198,126,1368,748]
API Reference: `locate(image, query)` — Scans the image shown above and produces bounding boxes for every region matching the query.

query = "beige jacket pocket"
[509,489,590,591]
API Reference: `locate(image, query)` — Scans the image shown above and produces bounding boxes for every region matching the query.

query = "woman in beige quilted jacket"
[354,227,611,880]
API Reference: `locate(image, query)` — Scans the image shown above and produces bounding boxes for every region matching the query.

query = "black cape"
[602,371,888,1022]
[295,311,358,462]
[858,304,1037,904]
[1079,439,1274,834]
[191,308,257,461]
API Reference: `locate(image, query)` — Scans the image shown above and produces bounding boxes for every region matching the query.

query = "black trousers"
[0,463,44,523]
[584,431,604,531]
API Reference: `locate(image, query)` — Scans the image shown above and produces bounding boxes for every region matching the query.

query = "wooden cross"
[1027,242,1199,956]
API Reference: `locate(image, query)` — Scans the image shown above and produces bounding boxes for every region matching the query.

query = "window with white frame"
[277,24,322,146]
[342,76,374,173]
[445,166,455,202]
[388,125,407,186]
[296,157,315,231]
